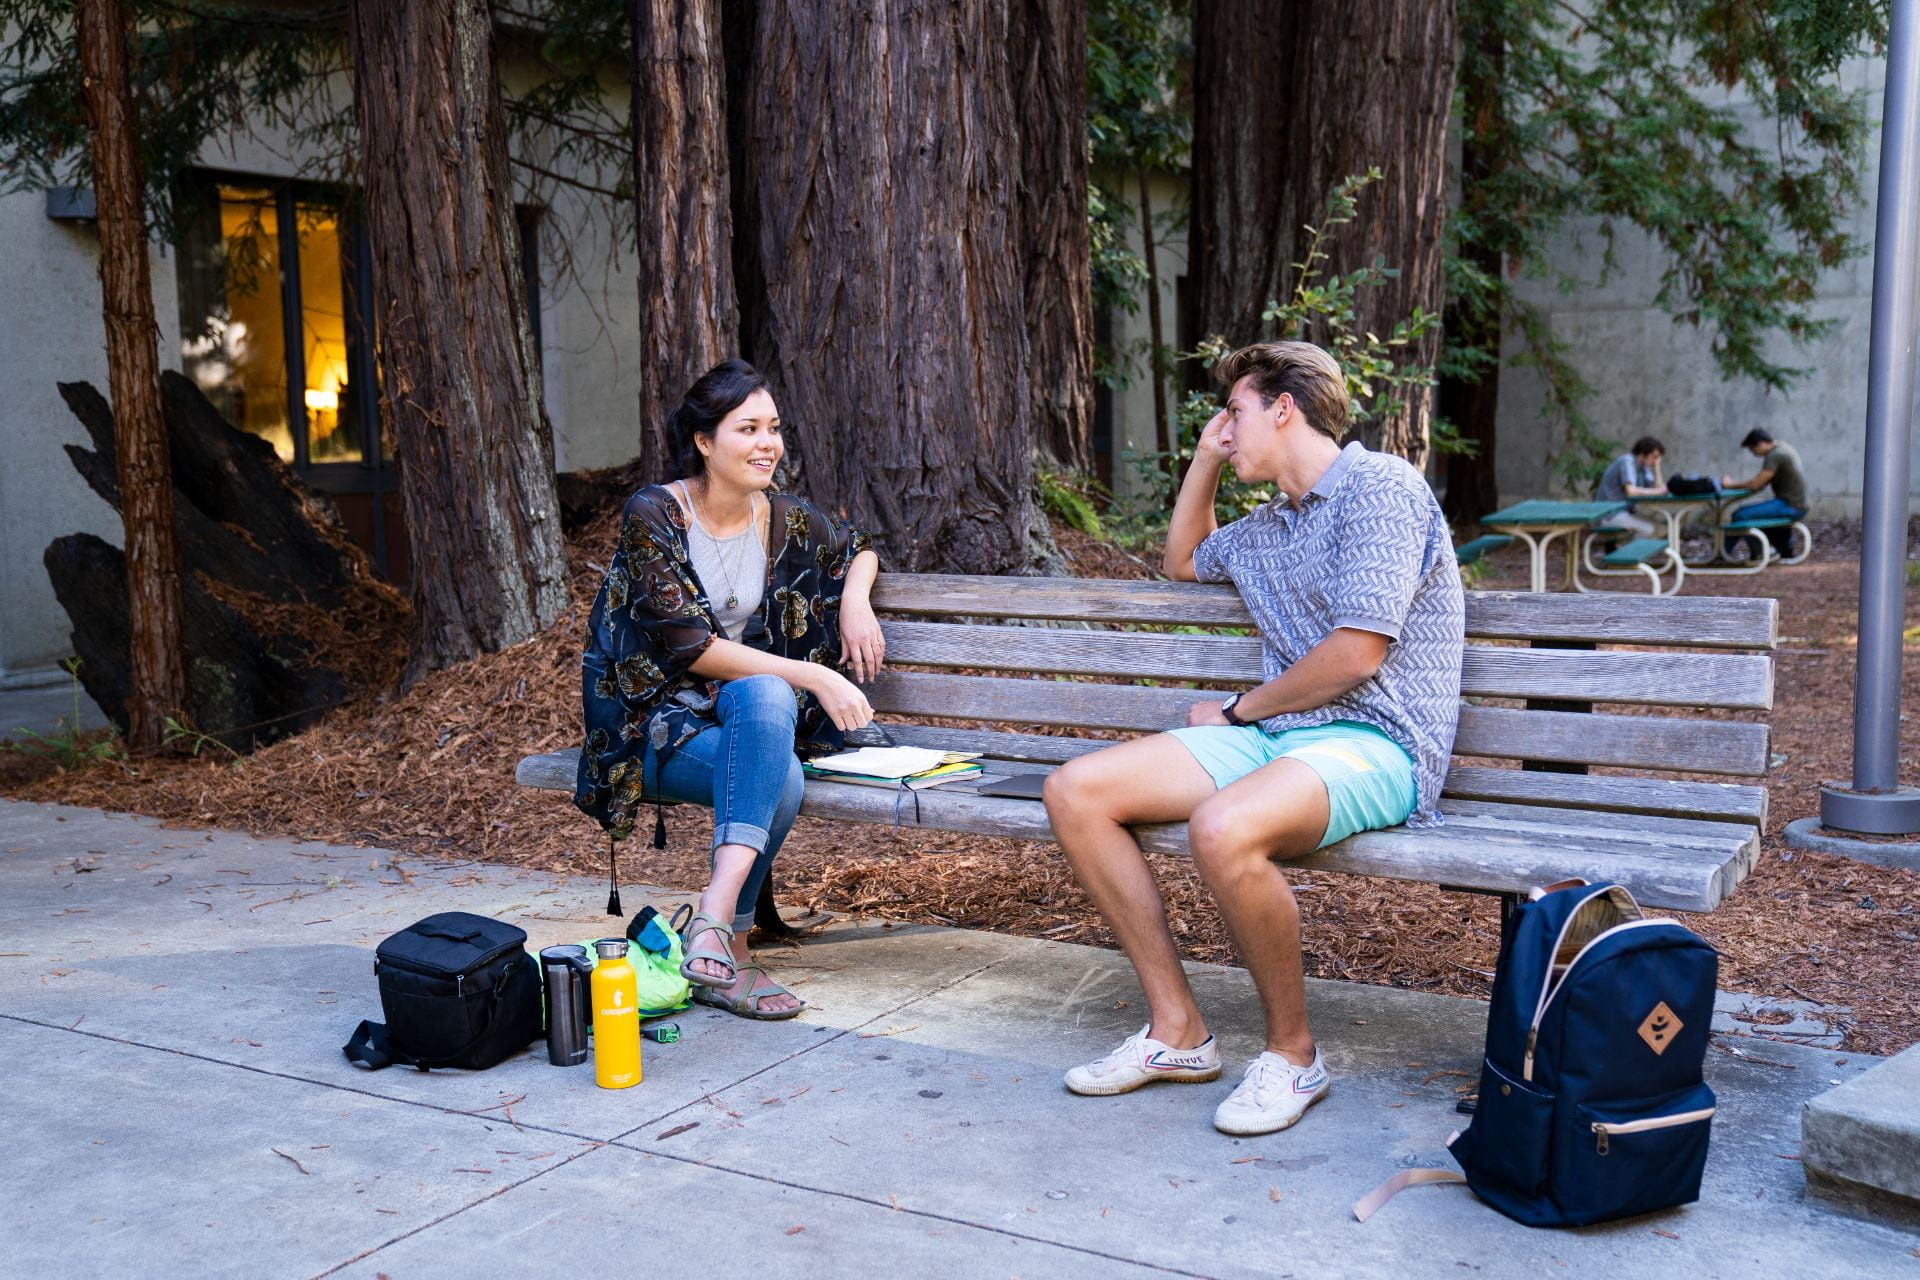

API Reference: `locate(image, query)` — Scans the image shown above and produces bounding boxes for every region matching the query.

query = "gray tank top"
[675,482,767,641]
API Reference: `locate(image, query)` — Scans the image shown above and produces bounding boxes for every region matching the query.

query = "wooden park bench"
[516,576,1777,917]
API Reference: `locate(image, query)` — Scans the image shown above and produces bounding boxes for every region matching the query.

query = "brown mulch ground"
[4,512,1917,1054]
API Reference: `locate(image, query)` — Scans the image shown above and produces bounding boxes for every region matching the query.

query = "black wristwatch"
[1220,693,1252,727]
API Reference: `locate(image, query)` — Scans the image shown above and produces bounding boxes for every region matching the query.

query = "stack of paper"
[804,745,984,791]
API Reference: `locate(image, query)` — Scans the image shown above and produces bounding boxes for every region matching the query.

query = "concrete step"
[1802,1044,1920,1207]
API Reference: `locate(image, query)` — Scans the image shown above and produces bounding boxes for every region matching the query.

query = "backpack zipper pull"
[1594,1124,1610,1156]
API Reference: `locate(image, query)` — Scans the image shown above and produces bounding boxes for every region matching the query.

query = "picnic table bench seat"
[517,575,1778,915]
[1599,537,1670,567]
[1454,534,1514,566]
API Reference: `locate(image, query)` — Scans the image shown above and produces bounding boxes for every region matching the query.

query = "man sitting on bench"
[1721,428,1808,559]
[1043,341,1465,1137]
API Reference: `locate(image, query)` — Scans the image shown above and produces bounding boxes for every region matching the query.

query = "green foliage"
[1262,171,1440,436]
[2,659,121,768]
[0,2,347,242]
[1086,0,1190,385]
[1448,0,1884,483]
[1087,0,1189,176]
[162,713,240,761]
[1034,468,1105,539]
[0,2,629,253]
[1110,175,1432,541]
[495,1,633,206]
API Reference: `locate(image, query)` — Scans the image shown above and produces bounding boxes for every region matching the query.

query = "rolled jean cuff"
[713,820,772,854]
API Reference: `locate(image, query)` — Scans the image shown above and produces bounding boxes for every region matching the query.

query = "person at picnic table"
[573,359,884,1021]
[1592,435,1668,539]
[1720,428,1809,560]
[1043,341,1465,1137]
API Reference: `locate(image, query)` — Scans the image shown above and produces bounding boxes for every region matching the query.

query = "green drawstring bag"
[577,903,693,1018]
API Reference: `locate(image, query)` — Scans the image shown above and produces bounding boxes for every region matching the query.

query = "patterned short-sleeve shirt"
[1192,442,1464,826]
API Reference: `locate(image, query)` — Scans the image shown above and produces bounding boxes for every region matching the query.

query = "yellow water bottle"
[591,938,642,1088]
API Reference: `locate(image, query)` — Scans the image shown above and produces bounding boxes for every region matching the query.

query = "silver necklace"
[689,481,758,612]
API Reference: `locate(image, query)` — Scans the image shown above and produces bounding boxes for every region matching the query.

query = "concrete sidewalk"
[3,798,1914,1279]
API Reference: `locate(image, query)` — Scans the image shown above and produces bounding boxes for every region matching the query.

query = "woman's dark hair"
[669,359,769,477]
[1631,435,1666,457]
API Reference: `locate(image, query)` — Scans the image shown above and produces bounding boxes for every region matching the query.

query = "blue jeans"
[1730,498,1806,556]
[649,673,806,932]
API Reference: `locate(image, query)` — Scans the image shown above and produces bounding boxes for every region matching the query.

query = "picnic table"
[1479,499,1628,593]
[1633,489,1759,575]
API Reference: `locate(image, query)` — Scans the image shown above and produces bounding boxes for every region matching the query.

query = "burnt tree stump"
[46,374,407,750]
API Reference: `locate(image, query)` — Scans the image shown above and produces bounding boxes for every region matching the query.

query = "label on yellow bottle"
[591,953,643,1089]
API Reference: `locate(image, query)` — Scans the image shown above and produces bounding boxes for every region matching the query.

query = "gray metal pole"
[1821,0,1920,836]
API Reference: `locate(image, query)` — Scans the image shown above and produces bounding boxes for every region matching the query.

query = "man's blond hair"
[1212,341,1350,442]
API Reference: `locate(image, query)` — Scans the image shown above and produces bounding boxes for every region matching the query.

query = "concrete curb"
[1802,1045,1920,1210]
[1783,816,1920,870]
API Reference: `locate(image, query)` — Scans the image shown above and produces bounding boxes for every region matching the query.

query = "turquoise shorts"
[1168,720,1417,849]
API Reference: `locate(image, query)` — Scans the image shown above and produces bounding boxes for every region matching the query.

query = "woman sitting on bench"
[573,360,884,1021]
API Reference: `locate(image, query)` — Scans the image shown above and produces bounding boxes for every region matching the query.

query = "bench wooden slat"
[1450,705,1768,778]
[791,776,1749,912]
[509,745,1756,909]
[517,730,1773,824]
[1437,764,1767,827]
[860,671,1770,776]
[878,621,1774,709]
[875,727,1768,824]
[872,575,1777,649]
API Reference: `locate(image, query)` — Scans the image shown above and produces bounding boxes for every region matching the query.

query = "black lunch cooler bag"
[343,912,542,1071]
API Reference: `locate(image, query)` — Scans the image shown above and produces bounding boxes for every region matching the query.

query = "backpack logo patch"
[1638,1001,1682,1054]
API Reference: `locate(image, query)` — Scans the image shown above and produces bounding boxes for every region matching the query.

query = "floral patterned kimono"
[574,484,874,839]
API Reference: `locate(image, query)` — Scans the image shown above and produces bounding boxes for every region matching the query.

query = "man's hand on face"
[1187,700,1232,728]
[1195,408,1232,467]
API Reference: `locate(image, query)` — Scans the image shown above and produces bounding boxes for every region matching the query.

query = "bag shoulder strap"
[343,1019,399,1070]
[1352,1167,1468,1222]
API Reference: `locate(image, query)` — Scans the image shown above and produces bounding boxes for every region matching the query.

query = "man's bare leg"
[1186,757,1330,1065]
[1043,735,1218,1048]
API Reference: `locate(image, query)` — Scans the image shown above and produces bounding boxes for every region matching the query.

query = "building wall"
[0,59,645,682]
[1097,169,1192,503]
[1493,56,1920,519]
[0,192,181,685]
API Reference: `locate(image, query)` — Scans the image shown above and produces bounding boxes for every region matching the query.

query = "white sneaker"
[1212,1047,1331,1135]
[1063,1025,1222,1096]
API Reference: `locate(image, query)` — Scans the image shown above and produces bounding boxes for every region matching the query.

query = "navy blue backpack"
[1358,881,1719,1227]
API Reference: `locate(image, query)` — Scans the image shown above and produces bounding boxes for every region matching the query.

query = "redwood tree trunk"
[1443,3,1505,525]
[1191,0,1456,468]
[349,0,569,672]
[76,0,187,751]
[630,0,739,480]
[748,0,1031,573]
[1013,0,1093,474]
[1439,10,1506,526]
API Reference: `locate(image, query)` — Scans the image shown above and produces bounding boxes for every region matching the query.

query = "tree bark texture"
[1191,0,1456,468]
[1439,10,1506,526]
[1137,167,1171,461]
[76,0,188,752]
[1013,0,1094,473]
[630,0,740,480]
[747,0,1031,574]
[349,0,569,673]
